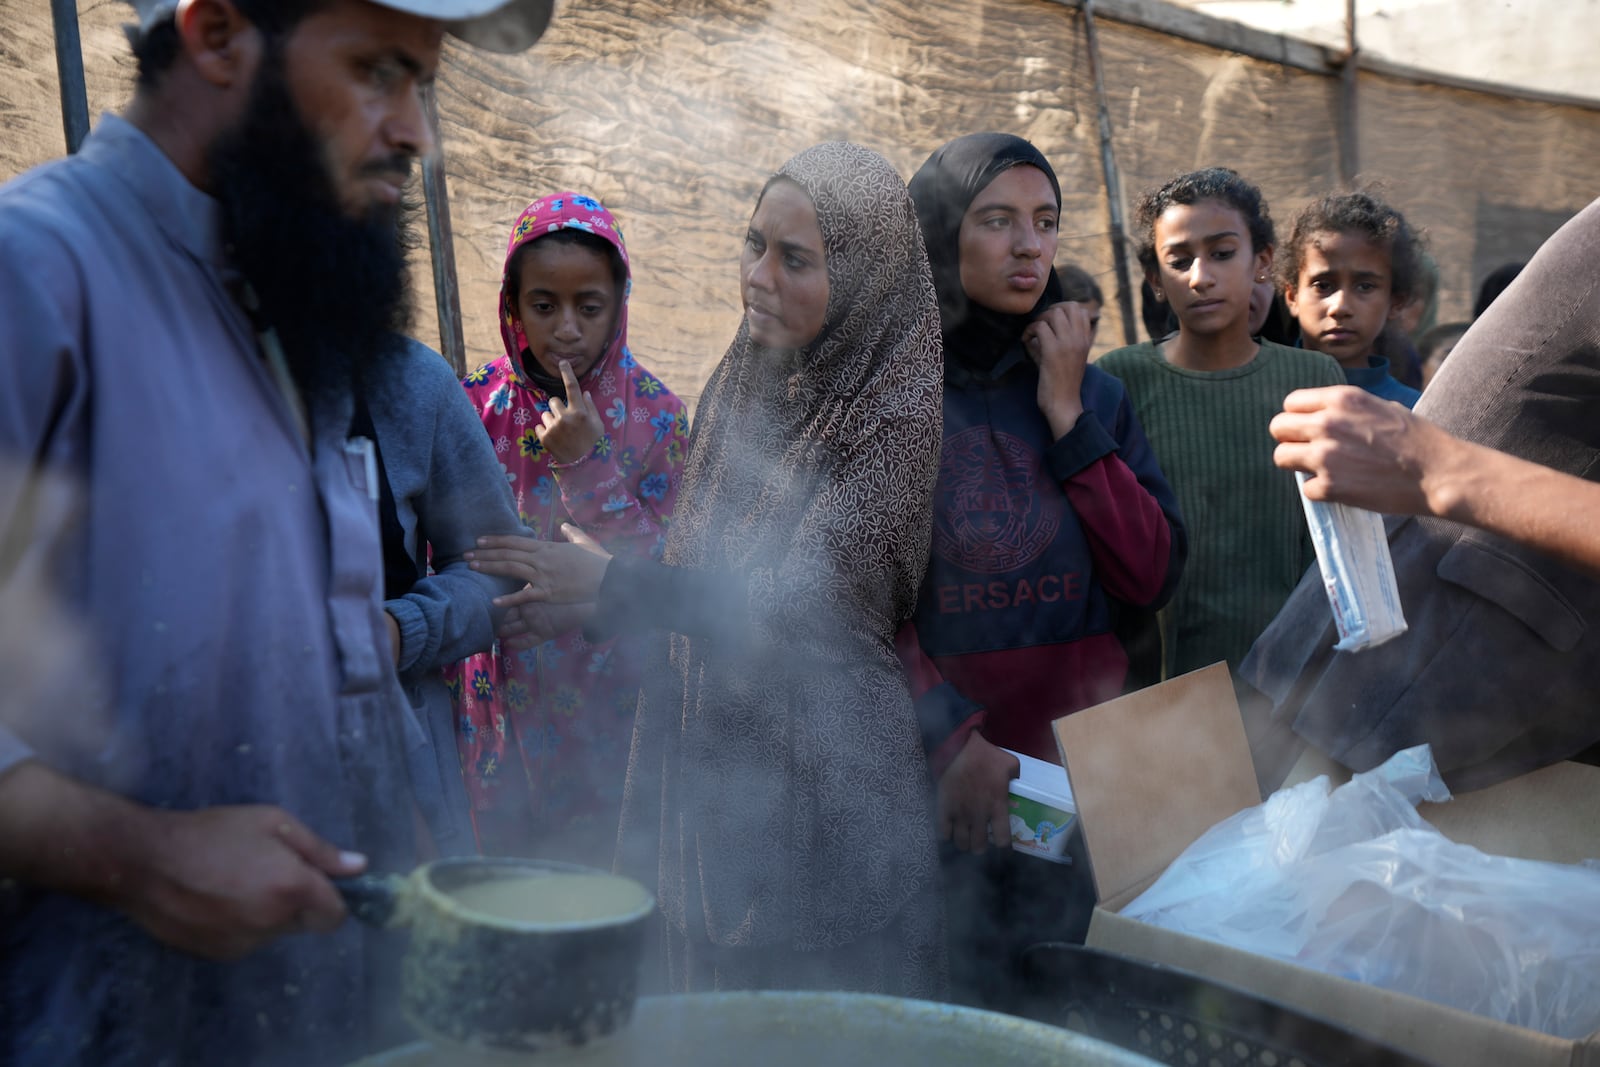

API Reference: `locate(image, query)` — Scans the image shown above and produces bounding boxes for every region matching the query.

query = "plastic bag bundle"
[1295,471,1407,651]
[1122,745,1600,1038]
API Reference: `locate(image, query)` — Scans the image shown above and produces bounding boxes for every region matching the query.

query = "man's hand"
[1272,385,1600,578]
[470,524,613,608]
[384,610,401,666]
[534,361,606,465]
[0,762,364,962]
[936,733,1020,854]
[122,806,365,960]
[1023,301,1095,439]
[1271,386,1464,517]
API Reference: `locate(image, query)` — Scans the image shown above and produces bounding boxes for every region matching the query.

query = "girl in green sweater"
[1097,168,1343,680]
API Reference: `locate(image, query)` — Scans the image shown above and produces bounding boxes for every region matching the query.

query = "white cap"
[130,0,555,53]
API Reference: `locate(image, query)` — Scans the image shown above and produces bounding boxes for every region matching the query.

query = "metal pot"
[338,857,654,1054]
[346,991,1159,1066]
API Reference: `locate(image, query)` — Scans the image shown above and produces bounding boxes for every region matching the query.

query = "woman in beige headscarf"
[468,141,947,995]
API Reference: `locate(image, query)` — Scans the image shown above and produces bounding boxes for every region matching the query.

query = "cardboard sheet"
[1054,661,1259,903]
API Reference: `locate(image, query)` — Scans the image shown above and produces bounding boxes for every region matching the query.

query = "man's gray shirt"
[0,115,419,1066]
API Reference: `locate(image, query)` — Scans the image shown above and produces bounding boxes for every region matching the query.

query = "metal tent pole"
[420,83,468,376]
[50,0,91,153]
[1339,0,1360,186]
[1082,0,1139,346]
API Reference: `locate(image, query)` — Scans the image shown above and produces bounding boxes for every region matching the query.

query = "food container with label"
[1002,747,1077,864]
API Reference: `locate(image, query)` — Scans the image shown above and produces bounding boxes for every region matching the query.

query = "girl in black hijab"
[900,132,1186,1010]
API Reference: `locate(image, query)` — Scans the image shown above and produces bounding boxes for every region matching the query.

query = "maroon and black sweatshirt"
[900,345,1186,772]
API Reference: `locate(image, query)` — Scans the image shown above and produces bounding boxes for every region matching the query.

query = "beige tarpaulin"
[6,0,1598,403]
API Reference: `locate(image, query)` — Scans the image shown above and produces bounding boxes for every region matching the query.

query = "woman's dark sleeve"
[586,553,750,645]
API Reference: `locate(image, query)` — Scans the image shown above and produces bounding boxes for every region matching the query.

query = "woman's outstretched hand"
[495,601,595,650]
[468,524,613,608]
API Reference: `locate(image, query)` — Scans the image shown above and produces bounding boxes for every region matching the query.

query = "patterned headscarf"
[625,143,946,962]
[669,142,944,591]
[498,191,632,387]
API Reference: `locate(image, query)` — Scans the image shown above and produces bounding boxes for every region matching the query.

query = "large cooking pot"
[338,857,654,1054]
[348,991,1159,1066]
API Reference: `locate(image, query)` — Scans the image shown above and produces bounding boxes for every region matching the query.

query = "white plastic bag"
[1122,745,1600,1038]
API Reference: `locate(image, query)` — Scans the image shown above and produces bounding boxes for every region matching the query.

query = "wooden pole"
[1338,0,1360,187]
[420,83,468,377]
[50,0,90,154]
[1081,0,1139,346]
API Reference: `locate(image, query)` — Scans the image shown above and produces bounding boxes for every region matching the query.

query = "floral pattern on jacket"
[447,191,687,866]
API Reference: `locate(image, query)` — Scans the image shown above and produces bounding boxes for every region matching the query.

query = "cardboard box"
[1286,744,1600,867]
[1056,662,1600,1067]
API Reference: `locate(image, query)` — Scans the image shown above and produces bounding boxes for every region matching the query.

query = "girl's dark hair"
[1057,263,1104,306]
[130,18,182,84]
[1134,167,1275,275]
[506,227,627,299]
[1140,277,1178,341]
[132,1,327,88]
[1277,190,1427,304]
[1473,261,1524,318]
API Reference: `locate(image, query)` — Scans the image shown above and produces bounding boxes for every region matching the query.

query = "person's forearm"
[1428,438,1600,578]
[893,622,986,770]
[589,556,750,643]
[1061,454,1174,607]
[385,565,517,679]
[0,760,152,906]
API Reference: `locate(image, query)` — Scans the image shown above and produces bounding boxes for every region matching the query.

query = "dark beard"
[208,44,418,421]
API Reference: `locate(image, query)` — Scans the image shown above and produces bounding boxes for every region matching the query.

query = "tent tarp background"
[6,0,1597,405]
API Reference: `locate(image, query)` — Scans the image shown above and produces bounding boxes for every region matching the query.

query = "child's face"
[1285,230,1401,369]
[957,164,1060,316]
[512,239,620,379]
[1147,200,1269,338]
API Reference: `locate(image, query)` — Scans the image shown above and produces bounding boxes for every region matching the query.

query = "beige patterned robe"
[618,142,947,996]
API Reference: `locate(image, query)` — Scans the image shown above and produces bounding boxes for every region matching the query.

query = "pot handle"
[336,873,404,927]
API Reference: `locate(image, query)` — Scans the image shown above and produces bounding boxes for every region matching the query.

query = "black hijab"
[908,132,1066,375]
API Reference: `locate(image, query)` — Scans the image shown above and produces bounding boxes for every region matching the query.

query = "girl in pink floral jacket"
[449,192,687,866]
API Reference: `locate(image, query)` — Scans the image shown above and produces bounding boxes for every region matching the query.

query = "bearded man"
[0,1,550,1063]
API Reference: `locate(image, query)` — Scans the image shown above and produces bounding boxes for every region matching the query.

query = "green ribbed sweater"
[1095,340,1346,677]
